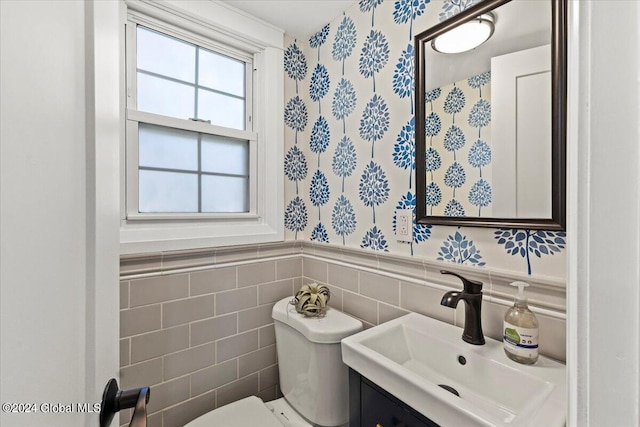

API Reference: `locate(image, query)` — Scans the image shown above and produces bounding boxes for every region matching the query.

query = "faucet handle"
[440,270,482,294]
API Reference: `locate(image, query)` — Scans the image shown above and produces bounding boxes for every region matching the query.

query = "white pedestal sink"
[341,313,566,427]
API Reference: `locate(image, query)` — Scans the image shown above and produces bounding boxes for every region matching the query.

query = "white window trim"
[120,0,284,254]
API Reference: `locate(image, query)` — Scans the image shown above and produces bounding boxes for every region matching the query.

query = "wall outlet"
[396,209,413,243]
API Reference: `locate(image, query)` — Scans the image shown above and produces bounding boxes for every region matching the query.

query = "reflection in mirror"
[415,0,566,230]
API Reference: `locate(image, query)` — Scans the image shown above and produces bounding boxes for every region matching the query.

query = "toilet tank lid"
[272,297,363,343]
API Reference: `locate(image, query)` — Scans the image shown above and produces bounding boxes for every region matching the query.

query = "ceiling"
[221,0,357,39]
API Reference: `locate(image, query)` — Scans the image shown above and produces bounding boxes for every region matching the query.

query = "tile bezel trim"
[120,241,565,317]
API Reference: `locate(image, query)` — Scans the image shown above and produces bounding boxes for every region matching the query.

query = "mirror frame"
[415,0,567,230]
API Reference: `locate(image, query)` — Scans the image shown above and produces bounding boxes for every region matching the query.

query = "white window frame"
[125,19,257,219]
[120,0,284,254]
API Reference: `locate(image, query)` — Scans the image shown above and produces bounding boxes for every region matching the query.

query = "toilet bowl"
[185,296,363,427]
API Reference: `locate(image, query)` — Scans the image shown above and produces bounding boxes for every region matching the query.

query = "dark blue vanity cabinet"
[349,369,440,427]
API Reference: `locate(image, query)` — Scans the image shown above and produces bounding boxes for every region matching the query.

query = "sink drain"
[438,384,460,397]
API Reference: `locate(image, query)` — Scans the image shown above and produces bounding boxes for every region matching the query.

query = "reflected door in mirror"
[492,44,552,218]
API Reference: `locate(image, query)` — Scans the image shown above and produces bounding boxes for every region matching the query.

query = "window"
[126,23,255,216]
[121,1,284,253]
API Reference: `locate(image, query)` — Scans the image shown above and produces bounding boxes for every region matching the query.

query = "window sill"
[120,218,283,254]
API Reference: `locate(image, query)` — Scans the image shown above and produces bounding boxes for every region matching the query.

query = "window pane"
[198,49,245,97]
[198,90,245,130]
[201,135,249,176]
[137,26,195,83]
[139,170,198,213]
[138,73,195,119]
[201,175,249,213]
[139,124,198,171]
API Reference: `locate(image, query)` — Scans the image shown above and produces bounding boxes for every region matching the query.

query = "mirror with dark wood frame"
[415,0,566,230]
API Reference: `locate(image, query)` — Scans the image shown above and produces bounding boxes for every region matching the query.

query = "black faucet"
[440,270,485,345]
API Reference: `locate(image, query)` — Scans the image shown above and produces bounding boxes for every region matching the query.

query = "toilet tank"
[272,297,362,426]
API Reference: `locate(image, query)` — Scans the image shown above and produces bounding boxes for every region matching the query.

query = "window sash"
[126,19,254,128]
[124,19,257,220]
[125,119,258,220]
[135,25,249,129]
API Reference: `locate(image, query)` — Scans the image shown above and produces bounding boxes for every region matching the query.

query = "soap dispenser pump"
[503,281,539,365]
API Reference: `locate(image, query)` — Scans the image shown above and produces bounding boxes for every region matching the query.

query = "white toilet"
[185,296,363,427]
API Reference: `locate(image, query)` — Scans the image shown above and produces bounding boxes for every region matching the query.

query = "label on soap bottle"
[503,322,539,358]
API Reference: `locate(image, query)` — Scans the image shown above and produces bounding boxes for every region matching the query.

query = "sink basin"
[341,313,566,427]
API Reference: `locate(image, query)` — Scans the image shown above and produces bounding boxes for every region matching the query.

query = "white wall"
[0,1,120,426]
[568,1,640,425]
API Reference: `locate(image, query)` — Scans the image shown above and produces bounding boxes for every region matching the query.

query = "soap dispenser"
[503,281,539,365]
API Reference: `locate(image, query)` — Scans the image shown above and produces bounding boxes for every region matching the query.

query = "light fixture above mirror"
[431,13,495,54]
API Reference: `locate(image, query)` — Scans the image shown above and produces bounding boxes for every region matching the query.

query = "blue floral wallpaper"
[283,0,566,278]
[427,72,493,217]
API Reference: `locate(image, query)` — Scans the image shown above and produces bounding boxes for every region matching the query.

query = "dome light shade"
[432,14,495,54]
